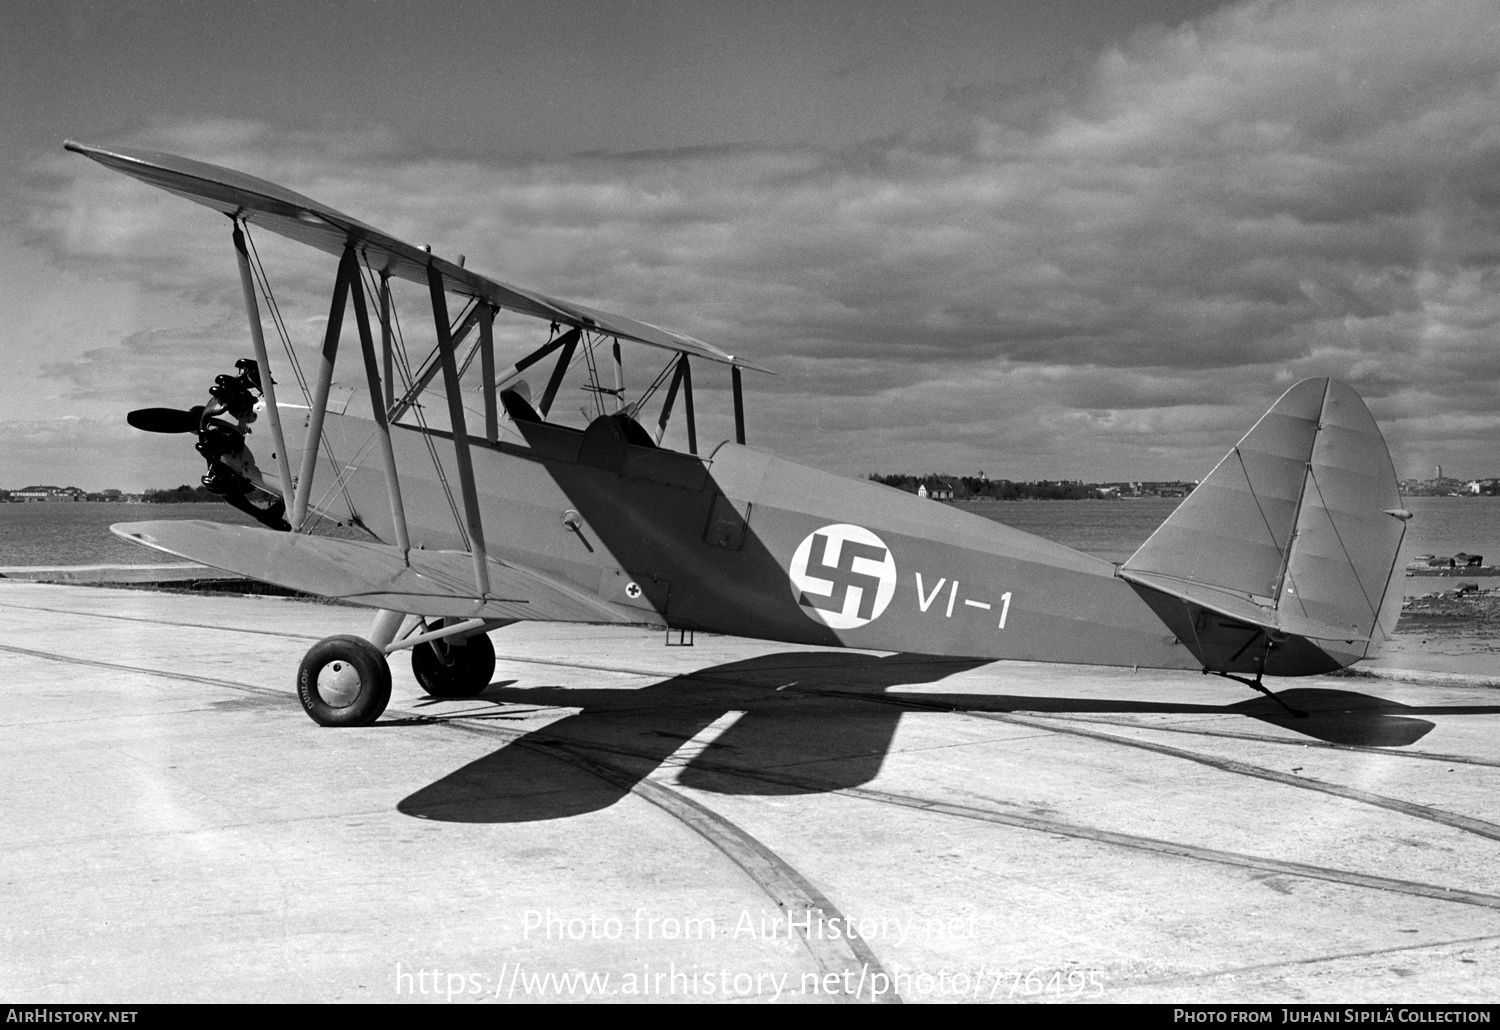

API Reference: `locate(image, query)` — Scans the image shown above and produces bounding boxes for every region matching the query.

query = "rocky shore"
[1400,584,1500,627]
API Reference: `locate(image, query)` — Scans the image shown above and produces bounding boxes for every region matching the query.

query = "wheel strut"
[1215,670,1307,718]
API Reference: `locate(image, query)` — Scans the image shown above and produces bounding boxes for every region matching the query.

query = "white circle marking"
[788,523,897,629]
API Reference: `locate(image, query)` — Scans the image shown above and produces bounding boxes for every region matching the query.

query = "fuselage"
[232,405,1197,671]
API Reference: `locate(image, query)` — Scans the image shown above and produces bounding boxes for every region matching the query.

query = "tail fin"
[1118,378,1408,676]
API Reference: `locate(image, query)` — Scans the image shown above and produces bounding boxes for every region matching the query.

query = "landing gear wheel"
[298,635,391,726]
[411,632,496,698]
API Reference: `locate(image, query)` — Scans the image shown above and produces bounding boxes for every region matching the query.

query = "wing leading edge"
[111,520,645,624]
[65,140,769,373]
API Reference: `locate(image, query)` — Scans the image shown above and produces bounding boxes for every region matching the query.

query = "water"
[954,495,1500,595]
[0,502,260,566]
[3,496,1498,594]
[953,498,1181,565]
[1388,496,1500,571]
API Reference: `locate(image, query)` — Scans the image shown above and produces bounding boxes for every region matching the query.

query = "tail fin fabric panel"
[1122,378,1327,605]
[1278,382,1405,649]
[1119,378,1405,675]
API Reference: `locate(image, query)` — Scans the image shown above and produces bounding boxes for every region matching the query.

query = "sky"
[2,0,1498,491]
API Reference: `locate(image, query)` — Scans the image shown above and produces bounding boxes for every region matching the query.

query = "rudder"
[1118,378,1408,676]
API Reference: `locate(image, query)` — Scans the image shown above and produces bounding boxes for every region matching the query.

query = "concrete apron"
[2,580,1498,1003]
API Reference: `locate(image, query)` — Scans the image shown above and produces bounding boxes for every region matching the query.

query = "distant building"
[11,485,84,502]
[1401,467,1486,496]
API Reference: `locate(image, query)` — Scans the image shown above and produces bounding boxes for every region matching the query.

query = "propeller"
[126,406,204,434]
[122,358,290,532]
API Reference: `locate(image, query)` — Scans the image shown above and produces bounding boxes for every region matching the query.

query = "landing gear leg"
[298,635,392,726]
[1215,670,1307,718]
[366,608,408,650]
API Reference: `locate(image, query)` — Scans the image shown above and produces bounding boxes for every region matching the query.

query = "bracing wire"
[243,225,309,404]
[241,223,358,530]
[580,332,606,418]
[309,431,380,528]
[362,256,467,548]
[631,354,679,417]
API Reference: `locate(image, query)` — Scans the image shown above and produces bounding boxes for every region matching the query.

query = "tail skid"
[1118,378,1408,677]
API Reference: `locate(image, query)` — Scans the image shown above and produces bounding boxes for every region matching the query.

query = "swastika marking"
[788,524,897,629]
[798,534,889,621]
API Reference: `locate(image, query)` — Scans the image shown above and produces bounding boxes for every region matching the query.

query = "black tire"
[297,635,391,727]
[411,631,496,698]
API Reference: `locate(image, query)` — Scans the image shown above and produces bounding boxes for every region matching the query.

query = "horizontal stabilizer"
[1119,571,1372,644]
[1119,379,1405,675]
[111,520,645,624]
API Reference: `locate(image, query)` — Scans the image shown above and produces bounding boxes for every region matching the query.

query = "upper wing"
[112,519,652,625]
[65,140,769,374]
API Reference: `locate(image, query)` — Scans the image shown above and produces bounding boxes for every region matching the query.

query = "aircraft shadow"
[396,653,1500,823]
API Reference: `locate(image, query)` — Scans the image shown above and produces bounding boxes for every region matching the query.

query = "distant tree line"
[868,473,1097,500]
[144,484,225,503]
[868,473,1195,500]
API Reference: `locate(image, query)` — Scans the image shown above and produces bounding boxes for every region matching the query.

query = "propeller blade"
[127,406,203,434]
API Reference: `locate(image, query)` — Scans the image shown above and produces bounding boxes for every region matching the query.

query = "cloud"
[40,322,247,402]
[0,416,201,492]
[16,0,1500,483]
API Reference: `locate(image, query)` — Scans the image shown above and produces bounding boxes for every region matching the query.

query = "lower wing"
[111,519,642,624]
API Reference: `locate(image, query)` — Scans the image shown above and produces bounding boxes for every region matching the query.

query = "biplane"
[66,140,1412,727]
